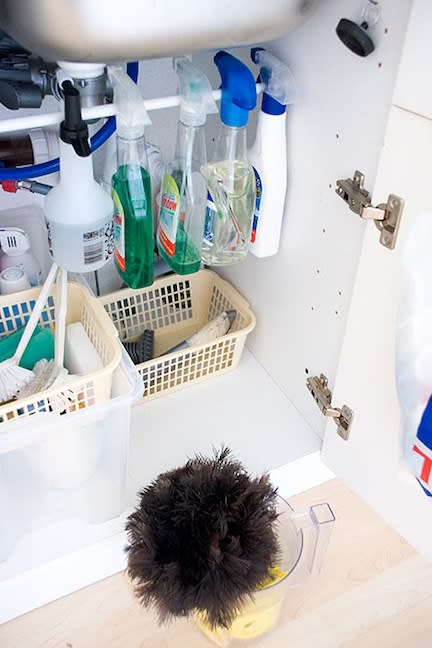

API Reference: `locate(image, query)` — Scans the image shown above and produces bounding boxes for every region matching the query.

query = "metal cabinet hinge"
[306,373,353,440]
[335,170,404,250]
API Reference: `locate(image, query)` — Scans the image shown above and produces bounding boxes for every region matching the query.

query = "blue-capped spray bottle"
[249,48,295,258]
[157,57,217,275]
[201,51,256,266]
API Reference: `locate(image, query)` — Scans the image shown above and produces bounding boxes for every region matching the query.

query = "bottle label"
[158,175,180,257]
[204,192,216,244]
[250,167,262,244]
[46,215,113,272]
[83,222,113,267]
[113,188,126,272]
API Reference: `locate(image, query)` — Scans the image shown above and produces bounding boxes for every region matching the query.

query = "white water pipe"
[0,84,264,135]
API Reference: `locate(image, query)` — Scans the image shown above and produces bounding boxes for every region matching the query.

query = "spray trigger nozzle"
[108,65,151,138]
[174,56,217,127]
[251,48,295,107]
[60,81,90,157]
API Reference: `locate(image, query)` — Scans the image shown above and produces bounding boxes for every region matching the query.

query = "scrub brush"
[45,267,69,389]
[46,268,80,414]
[17,359,55,399]
[16,267,69,401]
[0,262,58,403]
[124,329,154,364]
[163,310,236,355]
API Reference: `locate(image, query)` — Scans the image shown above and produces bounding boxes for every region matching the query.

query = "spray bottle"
[101,137,164,223]
[109,66,154,289]
[201,51,256,266]
[249,48,295,258]
[45,82,114,272]
[157,57,217,275]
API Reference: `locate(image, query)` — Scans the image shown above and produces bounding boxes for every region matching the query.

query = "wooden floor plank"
[1,480,430,648]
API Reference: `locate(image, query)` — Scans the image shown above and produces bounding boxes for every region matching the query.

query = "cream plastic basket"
[99,270,256,402]
[0,282,121,423]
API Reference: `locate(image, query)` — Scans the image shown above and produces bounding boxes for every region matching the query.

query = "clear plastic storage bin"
[0,348,142,578]
[99,270,256,402]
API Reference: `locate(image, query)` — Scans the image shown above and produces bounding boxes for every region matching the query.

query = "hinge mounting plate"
[335,170,404,250]
[306,373,353,440]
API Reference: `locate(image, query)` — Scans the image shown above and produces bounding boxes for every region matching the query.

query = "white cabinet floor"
[0,349,325,623]
[129,348,321,483]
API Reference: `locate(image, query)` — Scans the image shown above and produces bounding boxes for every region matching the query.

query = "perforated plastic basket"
[99,270,256,401]
[0,282,121,423]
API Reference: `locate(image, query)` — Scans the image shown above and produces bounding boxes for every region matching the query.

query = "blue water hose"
[0,61,139,180]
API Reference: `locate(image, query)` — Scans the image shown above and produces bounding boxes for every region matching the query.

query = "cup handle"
[291,502,335,575]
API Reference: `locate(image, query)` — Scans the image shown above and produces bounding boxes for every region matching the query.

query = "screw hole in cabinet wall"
[305,368,309,375]
[336,133,340,139]
[378,62,382,68]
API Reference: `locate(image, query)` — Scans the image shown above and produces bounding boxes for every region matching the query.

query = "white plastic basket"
[99,270,256,402]
[0,281,121,422]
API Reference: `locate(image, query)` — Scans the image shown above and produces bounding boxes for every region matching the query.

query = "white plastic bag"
[396,212,432,496]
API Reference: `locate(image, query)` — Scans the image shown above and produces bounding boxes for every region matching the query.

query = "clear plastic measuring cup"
[195,497,335,645]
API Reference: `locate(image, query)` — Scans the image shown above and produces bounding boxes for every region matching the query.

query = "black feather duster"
[125,447,280,628]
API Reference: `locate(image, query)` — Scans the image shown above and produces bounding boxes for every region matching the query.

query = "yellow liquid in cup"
[194,565,289,645]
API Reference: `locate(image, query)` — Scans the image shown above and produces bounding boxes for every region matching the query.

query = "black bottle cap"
[60,80,90,157]
[336,18,375,58]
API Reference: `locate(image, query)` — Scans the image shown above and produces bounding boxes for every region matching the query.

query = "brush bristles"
[126,448,280,628]
[0,365,34,402]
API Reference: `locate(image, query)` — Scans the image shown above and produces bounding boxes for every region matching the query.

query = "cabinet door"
[321,105,432,559]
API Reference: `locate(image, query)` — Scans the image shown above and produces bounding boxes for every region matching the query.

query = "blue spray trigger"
[214,51,256,128]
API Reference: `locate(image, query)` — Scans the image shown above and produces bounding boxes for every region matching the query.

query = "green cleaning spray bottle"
[157,57,217,275]
[201,51,257,266]
[109,66,154,288]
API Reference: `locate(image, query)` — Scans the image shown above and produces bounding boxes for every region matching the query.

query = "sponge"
[64,322,103,375]
[0,325,54,370]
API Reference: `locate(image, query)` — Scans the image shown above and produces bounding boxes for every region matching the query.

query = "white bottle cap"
[57,62,106,80]
[28,128,49,164]
[0,267,30,294]
[29,128,59,165]
[0,227,31,256]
